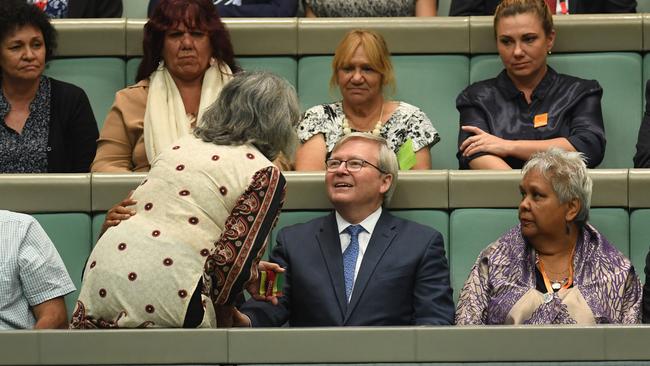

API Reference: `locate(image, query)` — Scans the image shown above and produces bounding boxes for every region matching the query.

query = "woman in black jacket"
[0,0,98,173]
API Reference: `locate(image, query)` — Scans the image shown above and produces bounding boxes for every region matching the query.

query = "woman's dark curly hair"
[136,0,240,82]
[0,0,57,71]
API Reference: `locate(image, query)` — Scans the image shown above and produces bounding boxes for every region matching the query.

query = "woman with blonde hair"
[295,29,439,171]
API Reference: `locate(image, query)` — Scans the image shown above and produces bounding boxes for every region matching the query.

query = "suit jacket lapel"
[316,213,348,319]
[344,211,398,323]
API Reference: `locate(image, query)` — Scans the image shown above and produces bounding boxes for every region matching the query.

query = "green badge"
[397,138,416,170]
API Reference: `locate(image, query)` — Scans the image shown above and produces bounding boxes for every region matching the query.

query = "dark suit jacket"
[449,0,636,16]
[241,210,455,326]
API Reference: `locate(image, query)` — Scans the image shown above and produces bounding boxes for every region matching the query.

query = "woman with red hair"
[92,0,239,172]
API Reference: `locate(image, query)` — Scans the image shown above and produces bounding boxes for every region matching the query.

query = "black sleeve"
[64,87,99,173]
[564,83,606,168]
[91,0,123,17]
[449,0,489,16]
[456,88,492,169]
[603,0,637,13]
[68,0,123,17]
[642,253,650,324]
[634,81,650,168]
[239,229,292,327]
[218,0,298,17]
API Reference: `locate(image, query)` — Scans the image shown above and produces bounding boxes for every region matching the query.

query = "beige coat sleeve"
[91,82,150,172]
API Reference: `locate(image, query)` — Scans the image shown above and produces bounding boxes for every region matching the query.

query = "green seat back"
[297,55,470,169]
[126,58,141,86]
[470,52,642,169]
[122,0,148,18]
[91,213,106,247]
[238,57,298,88]
[33,213,91,315]
[450,208,518,302]
[589,208,630,257]
[45,58,126,130]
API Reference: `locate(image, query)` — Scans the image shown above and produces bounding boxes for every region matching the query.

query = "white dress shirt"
[335,207,382,286]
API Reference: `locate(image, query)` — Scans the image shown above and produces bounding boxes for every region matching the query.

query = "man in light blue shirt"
[0,210,75,329]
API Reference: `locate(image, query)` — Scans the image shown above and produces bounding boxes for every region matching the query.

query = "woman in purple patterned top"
[456,148,642,324]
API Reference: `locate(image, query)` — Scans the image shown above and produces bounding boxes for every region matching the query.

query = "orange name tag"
[534,113,548,128]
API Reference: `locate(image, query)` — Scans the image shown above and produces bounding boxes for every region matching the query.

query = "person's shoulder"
[113,79,149,104]
[464,76,499,94]
[0,210,36,225]
[554,71,602,93]
[457,76,501,104]
[395,101,423,114]
[478,225,525,260]
[390,214,440,235]
[48,77,87,99]
[585,224,634,272]
[278,214,332,236]
[304,102,339,115]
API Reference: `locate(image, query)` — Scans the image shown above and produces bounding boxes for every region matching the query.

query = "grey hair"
[193,71,300,162]
[521,148,592,227]
[332,132,399,206]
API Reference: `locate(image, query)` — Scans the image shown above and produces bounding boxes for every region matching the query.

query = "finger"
[459,137,474,152]
[121,198,137,206]
[463,143,481,157]
[268,296,279,306]
[258,261,285,272]
[461,125,485,135]
[113,206,136,215]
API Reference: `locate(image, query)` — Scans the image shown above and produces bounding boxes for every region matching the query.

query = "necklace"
[342,102,384,136]
[536,245,576,296]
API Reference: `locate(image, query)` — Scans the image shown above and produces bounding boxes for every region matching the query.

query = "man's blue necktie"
[343,225,363,301]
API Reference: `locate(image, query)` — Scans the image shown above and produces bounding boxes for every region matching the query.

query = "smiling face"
[0,25,46,83]
[496,12,555,85]
[326,137,392,222]
[518,169,578,242]
[336,45,384,106]
[162,23,213,83]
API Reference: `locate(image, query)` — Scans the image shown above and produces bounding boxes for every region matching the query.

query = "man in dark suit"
[236,133,454,326]
[449,0,636,16]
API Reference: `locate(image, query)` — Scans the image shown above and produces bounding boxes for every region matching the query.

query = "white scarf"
[144,62,233,163]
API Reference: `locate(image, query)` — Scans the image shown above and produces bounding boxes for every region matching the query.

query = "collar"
[0,75,48,121]
[335,206,383,236]
[496,66,558,101]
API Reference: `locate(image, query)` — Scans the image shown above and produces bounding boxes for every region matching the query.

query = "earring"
[565,221,570,235]
[209,57,217,67]
[157,59,165,70]
[547,50,552,55]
